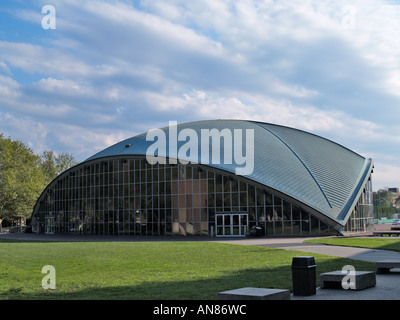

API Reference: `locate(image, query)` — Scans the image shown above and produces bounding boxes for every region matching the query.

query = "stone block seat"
[218,287,290,300]
[320,271,376,291]
[375,260,400,274]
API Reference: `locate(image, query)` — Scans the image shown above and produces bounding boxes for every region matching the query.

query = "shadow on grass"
[372,239,400,252]
[2,256,374,300]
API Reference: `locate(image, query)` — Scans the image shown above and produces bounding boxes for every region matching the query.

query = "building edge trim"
[336,158,374,226]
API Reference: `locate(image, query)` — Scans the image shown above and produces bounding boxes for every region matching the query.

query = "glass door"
[215,213,248,237]
[45,216,55,235]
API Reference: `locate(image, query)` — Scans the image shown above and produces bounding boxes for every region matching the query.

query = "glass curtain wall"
[34,157,338,236]
[343,177,374,233]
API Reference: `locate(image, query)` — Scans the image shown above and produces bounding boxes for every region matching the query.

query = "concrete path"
[212,237,400,300]
[291,273,400,300]
[212,237,400,263]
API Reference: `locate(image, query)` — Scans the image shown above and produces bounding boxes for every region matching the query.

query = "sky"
[0,0,399,191]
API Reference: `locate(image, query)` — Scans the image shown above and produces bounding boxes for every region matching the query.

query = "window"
[34,156,340,237]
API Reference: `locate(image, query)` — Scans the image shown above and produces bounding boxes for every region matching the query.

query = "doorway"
[45,216,55,235]
[215,213,248,237]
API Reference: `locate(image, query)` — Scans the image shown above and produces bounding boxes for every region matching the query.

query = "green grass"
[304,237,400,252]
[0,239,374,300]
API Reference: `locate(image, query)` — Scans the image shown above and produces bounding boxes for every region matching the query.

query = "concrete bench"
[218,287,290,300]
[376,260,400,274]
[320,271,376,291]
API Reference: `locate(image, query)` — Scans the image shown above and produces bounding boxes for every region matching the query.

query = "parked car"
[392,219,400,225]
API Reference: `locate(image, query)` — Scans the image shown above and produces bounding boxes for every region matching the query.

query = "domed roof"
[87,119,373,225]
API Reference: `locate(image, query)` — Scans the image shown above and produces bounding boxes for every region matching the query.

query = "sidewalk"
[213,237,400,300]
[291,274,400,300]
[212,236,400,263]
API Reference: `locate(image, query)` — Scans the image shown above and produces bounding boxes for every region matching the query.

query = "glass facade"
[343,177,374,233]
[33,156,369,237]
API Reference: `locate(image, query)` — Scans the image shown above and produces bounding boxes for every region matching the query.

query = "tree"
[40,150,77,181]
[0,135,47,226]
[373,189,394,208]
[55,152,77,174]
[395,196,400,208]
[40,150,58,181]
[0,134,78,227]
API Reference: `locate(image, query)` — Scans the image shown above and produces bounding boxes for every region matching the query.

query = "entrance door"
[45,216,55,235]
[216,213,248,237]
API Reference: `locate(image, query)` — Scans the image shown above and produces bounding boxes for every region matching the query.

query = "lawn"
[304,237,400,252]
[0,239,374,300]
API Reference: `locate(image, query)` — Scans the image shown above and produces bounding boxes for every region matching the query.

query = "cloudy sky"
[0,0,399,191]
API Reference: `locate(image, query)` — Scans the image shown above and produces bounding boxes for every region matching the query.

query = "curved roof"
[87,120,373,225]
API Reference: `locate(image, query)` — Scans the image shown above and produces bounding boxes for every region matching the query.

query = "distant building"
[388,188,400,208]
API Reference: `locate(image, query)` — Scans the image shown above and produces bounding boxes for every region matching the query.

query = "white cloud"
[142,91,188,111]
[35,78,94,97]
[372,163,400,191]
[0,41,86,76]
[138,87,377,142]
[51,123,129,159]
[77,0,229,61]
[0,75,20,99]
[0,110,130,161]
[0,62,12,76]
[1,0,400,190]
[0,112,48,154]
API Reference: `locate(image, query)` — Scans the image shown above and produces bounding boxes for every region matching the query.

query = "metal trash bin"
[250,226,263,237]
[291,256,316,296]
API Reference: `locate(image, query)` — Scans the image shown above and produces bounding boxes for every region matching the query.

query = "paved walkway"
[212,237,400,263]
[212,237,400,300]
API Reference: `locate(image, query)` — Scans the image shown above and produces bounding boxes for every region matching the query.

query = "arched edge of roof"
[336,158,374,225]
[30,160,84,223]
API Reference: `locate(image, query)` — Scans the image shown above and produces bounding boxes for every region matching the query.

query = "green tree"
[0,135,46,226]
[373,189,393,208]
[40,150,77,181]
[40,150,58,181]
[0,135,78,227]
[55,152,77,174]
[395,196,400,207]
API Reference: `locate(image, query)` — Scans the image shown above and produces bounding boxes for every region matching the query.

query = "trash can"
[291,256,316,296]
[250,226,263,237]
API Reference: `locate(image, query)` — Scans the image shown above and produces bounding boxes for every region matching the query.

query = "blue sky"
[0,0,399,191]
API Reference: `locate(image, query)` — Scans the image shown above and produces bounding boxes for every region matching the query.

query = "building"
[31,120,374,237]
[388,188,400,208]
